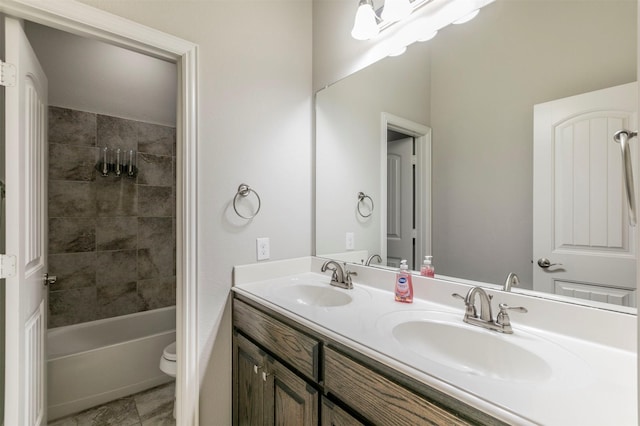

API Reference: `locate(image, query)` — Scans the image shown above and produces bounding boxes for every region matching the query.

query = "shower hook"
[357,192,374,218]
[233,183,261,219]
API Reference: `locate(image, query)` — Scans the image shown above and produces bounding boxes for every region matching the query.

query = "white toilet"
[159,341,177,418]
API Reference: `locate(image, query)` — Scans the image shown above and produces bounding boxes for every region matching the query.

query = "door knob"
[43,273,57,286]
[537,258,562,269]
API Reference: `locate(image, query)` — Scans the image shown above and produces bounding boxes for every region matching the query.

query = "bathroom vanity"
[231,257,637,425]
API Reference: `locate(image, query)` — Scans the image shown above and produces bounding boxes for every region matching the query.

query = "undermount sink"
[276,284,353,307]
[377,310,588,384]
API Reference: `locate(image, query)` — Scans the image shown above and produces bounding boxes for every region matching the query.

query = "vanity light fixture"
[351,0,494,45]
[351,0,380,40]
[381,0,412,23]
[453,8,480,24]
[388,45,407,56]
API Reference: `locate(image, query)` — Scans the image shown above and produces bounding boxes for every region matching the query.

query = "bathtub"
[47,306,176,421]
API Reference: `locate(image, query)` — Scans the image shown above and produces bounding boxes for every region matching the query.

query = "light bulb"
[351,0,379,40]
[381,0,412,23]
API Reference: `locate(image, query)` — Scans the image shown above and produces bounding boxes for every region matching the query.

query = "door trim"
[380,113,431,266]
[0,1,199,424]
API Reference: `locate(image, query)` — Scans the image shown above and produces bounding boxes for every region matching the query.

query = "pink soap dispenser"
[394,260,413,303]
[420,255,435,278]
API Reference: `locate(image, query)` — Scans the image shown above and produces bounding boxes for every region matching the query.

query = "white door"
[4,17,49,426]
[387,137,414,268]
[533,82,637,306]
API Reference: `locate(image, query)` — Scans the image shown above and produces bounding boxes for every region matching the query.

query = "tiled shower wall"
[47,107,176,328]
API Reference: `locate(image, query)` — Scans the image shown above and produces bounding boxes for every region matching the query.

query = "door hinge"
[0,60,16,87]
[0,255,17,278]
[412,229,418,238]
[411,155,417,165]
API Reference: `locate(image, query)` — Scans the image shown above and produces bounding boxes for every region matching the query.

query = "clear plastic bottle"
[420,255,435,278]
[394,260,413,303]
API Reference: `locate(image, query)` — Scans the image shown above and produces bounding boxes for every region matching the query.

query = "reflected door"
[533,82,637,306]
[4,17,49,425]
[387,137,414,268]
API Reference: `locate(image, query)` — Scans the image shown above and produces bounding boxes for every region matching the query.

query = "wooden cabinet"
[233,296,502,426]
[324,347,470,426]
[233,332,318,426]
[234,333,266,425]
[320,398,363,426]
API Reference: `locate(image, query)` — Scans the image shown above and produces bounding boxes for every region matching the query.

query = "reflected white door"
[4,17,49,425]
[387,137,414,268]
[533,82,637,306]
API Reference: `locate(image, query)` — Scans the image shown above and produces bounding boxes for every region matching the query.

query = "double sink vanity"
[232,256,637,425]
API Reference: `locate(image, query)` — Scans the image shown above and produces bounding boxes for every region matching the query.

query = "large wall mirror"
[315,0,638,311]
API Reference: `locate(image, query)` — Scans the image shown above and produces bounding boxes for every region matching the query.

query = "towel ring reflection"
[357,192,374,218]
[233,184,261,219]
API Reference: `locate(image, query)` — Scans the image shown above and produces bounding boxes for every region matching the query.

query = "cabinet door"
[234,333,266,426]
[264,357,318,426]
[321,398,364,426]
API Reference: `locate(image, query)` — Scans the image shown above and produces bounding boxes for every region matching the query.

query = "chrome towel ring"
[357,192,374,218]
[233,183,261,219]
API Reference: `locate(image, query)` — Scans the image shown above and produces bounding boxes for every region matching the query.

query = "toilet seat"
[160,341,177,377]
[163,342,177,362]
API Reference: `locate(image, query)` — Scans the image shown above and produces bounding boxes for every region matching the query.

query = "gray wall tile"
[97,115,138,152]
[96,282,143,319]
[97,217,138,251]
[49,287,97,328]
[49,144,98,181]
[137,122,175,156]
[48,180,96,218]
[96,250,137,287]
[48,107,176,327]
[138,217,172,248]
[49,218,96,254]
[138,246,175,280]
[137,154,173,187]
[48,107,97,146]
[48,252,96,291]
[138,277,176,310]
[96,180,138,217]
[139,186,173,217]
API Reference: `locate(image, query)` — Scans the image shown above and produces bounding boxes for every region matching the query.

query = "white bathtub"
[47,306,176,421]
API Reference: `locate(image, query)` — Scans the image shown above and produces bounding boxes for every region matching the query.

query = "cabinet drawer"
[233,299,320,381]
[324,347,471,426]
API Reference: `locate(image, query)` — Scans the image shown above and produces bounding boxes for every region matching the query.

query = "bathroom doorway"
[28,21,177,422]
[1,2,198,424]
[381,113,432,271]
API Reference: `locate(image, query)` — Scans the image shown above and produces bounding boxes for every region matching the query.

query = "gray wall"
[429,1,636,286]
[47,106,176,327]
[25,22,177,127]
[76,2,313,423]
[316,42,431,258]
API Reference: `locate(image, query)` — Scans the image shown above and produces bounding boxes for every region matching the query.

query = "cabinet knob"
[253,365,262,374]
[262,371,271,382]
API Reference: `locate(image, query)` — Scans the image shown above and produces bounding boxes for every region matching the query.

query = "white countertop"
[232,256,637,426]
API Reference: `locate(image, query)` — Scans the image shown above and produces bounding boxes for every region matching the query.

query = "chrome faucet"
[321,260,357,289]
[503,272,520,292]
[364,254,382,266]
[452,286,527,334]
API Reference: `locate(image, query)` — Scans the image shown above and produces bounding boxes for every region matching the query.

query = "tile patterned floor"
[48,382,175,426]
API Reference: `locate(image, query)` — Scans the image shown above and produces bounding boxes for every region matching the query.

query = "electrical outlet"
[346,232,355,250]
[256,237,270,260]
